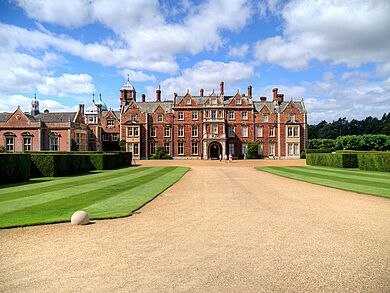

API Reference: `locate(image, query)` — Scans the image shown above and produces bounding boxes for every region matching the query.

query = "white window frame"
[178,125,184,137]
[151,126,156,137]
[228,125,235,138]
[256,125,263,137]
[112,134,118,141]
[102,134,109,141]
[241,143,247,155]
[242,111,248,120]
[236,99,242,105]
[192,111,198,120]
[192,142,198,155]
[263,113,269,122]
[229,111,235,120]
[269,143,275,156]
[6,136,15,152]
[178,111,184,120]
[158,114,163,122]
[229,143,235,155]
[150,142,156,155]
[186,99,191,105]
[290,113,295,122]
[131,113,137,121]
[133,143,139,155]
[212,124,218,135]
[164,127,170,137]
[211,110,217,119]
[23,137,32,151]
[49,135,59,151]
[178,142,184,155]
[242,125,248,137]
[164,142,170,155]
[107,119,114,127]
[269,126,275,137]
[192,125,198,137]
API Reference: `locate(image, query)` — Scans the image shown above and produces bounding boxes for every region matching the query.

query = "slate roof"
[124,101,174,114]
[253,101,305,113]
[0,113,13,122]
[35,112,77,123]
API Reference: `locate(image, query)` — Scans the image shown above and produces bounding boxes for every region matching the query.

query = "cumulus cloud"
[254,0,390,70]
[120,70,156,82]
[37,74,95,97]
[229,44,249,58]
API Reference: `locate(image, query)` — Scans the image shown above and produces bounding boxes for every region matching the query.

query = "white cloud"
[376,62,390,77]
[156,60,254,99]
[254,0,390,70]
[15,0,92,27]
[0,94,75,113]
[37,74,95,97]
[120,70,156,82]
[229,44,249,58]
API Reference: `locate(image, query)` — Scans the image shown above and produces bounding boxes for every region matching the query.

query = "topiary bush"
[246,142,262,159]
[0,153,31,184]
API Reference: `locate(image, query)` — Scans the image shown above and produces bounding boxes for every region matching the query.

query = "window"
[89,130,95,139]
[178,125,184,137]
[229,111,235,120]
[288,143,299,155]
[228,125,235,137]
[75,133,81,147]
[164,127,170,137]
[127,126,139,137]
[256,125,263,137]
[218,110,223,118]
[294,143,299,155]
[242,125,248,137]
[151,126,156,137]
[229,143,235,155]
[290,113,295,122]
[192,111,198,120]
[258,143,263,155]
[263,113,269,122]
[178,111,184,120]
[133,143,139,155]
[178,142,184,155]
[192,142,198,155]
[150,142,156,155]
[88,116,94,123]
[131,113,137,121]
[212,124,218,135]
[211,98,217,105]
[205,110,210,118]
[6,137,14,152]
[23,137,32,151]
[242,111,248,120]
[186,99,191,105]
[236,99,242,105]
[294,127,299,137]
[158,114,163,122]
[112,134,118,141]
[287,126,299,137]
[192,125,198,137]
[164,142,170,155]
[211,110,216,119]
[269,143,275,155]
[107,119,114,127]
[269,126,275,137]
[102,134,109,141]
[242,143,247,155]
[49,136,58,151]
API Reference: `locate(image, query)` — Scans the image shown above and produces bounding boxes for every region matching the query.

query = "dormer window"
[236,99,242,105]
[211,98,217,105]
[290,113,295,122]
[158,114,163,122]
[107,119,114,127]
[131,113,137,121]
[263,113,269,122]
[186,99,191,105]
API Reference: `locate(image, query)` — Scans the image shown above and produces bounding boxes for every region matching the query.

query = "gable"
[154,105,165,114]
[228,92,245,106]
[177,93,197,106]
[281,101,300,113]
[5,108,33,125]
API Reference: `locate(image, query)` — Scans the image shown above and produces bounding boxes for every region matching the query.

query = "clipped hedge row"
[31,153,91,177]
[0,153,31,185]
[357,153,390,172]
[306,153,358,168]
[89,152,132,170]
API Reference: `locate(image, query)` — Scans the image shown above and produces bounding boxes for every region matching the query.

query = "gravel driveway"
[1,160,389,292]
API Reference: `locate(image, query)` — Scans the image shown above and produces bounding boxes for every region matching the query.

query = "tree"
[119,140,126,151]
[246,141,261,159]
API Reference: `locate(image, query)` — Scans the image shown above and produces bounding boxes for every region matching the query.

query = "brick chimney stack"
[200,88,204,96]
[156,85,161,102]
[260,96,267,101]
[220,81,224,96]
[79,104,84,116]
[141,94,146,102]
[272,88,278,101]
[248,85,252,98]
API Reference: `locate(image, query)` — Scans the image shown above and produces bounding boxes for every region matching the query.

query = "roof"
[124,101,174,113]
[0,113,12,122]
[35,112,76,123]
[121,76,135,91]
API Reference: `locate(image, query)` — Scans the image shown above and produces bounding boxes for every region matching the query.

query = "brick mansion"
[0,79,307,159]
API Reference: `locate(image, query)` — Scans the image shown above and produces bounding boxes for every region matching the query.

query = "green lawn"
[0,166,189,228]
[256,166,390,198]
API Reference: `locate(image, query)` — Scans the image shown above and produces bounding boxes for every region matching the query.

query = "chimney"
[96,104,102,115]
[174,92,178,105]
[220,81,224,96]
[79,104,84,116]
[272,88,278,101]
[156,85,161,102]
[200,88,204,96]
[141,94,146,102]
[277,94,284,104]
[248,85,252,98]
[260,96,267,101]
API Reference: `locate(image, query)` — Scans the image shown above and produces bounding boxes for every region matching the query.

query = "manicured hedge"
[306,153,358,168]
[357,153,390,172]
[89,152,132,170]
[31,153,91,177]
[306,149,332,153]
[0,153,31,185]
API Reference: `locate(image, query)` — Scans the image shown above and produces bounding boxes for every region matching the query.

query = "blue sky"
[0,0,389,123]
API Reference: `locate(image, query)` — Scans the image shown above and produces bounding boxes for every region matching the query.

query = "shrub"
[149,147,172,160]
[0,145,6,153]
[357,153,390,172]
[308,138,336,150]
[300,151,306,159]
[89,152,132,170]
[246,142,261,159]
[305,149,332,154]
[31,153,90,177]
[119,140,126,151]
[0,153,31,184]
[306,153,358,168]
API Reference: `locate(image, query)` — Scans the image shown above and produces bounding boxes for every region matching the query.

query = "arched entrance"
[208,142,222,160]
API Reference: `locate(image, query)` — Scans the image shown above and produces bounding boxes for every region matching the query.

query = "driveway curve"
[1,160,389,292]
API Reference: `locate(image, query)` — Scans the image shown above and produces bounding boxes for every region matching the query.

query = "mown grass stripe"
[0,167,163,215]
[0,167,151,202]
[85,167,186,218]
[264,167,390,189]
[285,166,390,185]
[0,167,178,228]
[257,167,390,198]
[306,166,390,179]
[0,166,148,196]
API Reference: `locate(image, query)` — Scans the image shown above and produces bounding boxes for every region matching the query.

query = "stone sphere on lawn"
[71,211,90,225]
